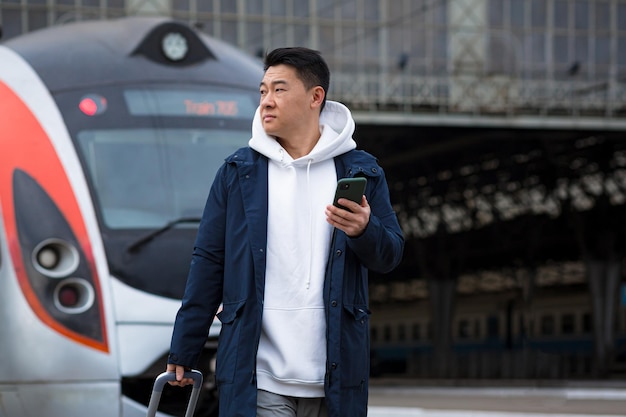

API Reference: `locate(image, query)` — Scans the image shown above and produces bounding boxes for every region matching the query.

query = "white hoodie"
[249,101,357,397]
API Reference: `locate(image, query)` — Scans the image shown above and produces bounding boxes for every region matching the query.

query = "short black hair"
[264,47,330,112]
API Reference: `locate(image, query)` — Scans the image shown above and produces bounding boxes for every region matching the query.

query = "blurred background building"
[2,0,626,382]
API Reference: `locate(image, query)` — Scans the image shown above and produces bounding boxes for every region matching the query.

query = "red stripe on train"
[0,81,108,353]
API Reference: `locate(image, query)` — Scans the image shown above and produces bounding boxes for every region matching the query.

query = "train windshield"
[76,128,247,229]
[56,84,258,230]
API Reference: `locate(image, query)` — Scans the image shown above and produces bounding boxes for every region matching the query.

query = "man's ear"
[311,86,325,109]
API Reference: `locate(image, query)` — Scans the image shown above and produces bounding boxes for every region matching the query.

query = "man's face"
[259,64,314,140]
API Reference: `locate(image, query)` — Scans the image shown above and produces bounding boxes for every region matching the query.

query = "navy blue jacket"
[169,147,404,417]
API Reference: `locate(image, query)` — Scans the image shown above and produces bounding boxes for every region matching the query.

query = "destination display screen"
[123,89,258,118]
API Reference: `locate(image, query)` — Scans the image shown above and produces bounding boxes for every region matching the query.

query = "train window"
[397,324,406,341]
[371,326,378,342]
[77,128,250,229]
[561,313,576,335]
[474,318,482,338]
[458,320,471,339]
[412,323,421,341]
[487,315,500,339]
[383,325,392,342]
[518,315,528,338]
[528,318,535,336]
[582,312,593,333]
[540,314,555,335]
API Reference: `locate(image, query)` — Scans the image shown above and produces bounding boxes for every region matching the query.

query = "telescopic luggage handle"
[146,370,204,417]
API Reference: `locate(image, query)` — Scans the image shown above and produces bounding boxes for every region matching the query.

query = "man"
[166,47,404,417]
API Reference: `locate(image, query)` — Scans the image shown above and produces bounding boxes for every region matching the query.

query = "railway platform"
[368,379,626,416]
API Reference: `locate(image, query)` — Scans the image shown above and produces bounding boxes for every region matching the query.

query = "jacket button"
[331,300,337,307]
[335,250,342,256]
[331,363,337,369]
[371,168,378,173]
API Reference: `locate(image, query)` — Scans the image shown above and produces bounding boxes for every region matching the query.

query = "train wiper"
[126,217,202,254]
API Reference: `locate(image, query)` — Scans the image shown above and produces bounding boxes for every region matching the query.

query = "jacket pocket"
[215,299,246,384]
[341,304,371,388]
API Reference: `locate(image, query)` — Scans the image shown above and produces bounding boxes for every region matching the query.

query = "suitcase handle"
[146,370,204,417]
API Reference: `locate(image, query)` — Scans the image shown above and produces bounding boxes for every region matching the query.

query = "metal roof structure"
[358,124,626,299]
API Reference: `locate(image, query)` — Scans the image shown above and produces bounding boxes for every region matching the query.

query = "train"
[369,278,626,379]
[0,16,262,417]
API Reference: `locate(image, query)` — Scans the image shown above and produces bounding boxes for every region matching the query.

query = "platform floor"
[368,381,626,416]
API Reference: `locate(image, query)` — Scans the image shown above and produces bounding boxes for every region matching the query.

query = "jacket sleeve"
[347,166,404,273]
[168,164,228,368]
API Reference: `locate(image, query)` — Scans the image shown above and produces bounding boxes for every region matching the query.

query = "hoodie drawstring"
[306,158,313,290]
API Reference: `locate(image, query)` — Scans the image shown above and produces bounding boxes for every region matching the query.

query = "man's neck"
[276,127,321,159]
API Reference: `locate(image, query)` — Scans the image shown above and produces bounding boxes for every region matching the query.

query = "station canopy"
[357,125,626,299]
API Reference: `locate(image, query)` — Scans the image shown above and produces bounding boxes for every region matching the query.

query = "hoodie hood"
[249,100,357,165]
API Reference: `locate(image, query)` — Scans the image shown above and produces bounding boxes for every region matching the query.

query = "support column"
[448,0,487,112]
[448,0,520,113]
[418,233,464,378]
[428,277,457,378]
[587,258,621,377]
[573,196,622,377]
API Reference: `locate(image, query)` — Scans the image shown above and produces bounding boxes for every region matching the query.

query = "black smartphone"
[333,177,367,211]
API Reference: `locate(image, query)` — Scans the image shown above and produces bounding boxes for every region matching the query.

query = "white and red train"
[0,16,262,417]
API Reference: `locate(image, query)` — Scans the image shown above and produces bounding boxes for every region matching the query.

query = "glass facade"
[1,0,624,120]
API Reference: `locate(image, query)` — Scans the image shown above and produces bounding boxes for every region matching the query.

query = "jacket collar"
[334,150,383,179]
[226,147,382,180]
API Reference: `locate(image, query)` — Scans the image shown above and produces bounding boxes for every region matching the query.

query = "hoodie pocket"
[215,299,246,384]
[341,304,371,388]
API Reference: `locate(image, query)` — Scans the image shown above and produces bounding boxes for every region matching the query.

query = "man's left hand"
[325,195,370,237]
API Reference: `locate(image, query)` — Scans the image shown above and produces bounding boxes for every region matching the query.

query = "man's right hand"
[166,363,195,387]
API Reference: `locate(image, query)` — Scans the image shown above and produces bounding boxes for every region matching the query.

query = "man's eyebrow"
[259,79,288,88]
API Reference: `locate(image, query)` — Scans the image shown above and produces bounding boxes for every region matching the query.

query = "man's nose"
[261,92,274,107]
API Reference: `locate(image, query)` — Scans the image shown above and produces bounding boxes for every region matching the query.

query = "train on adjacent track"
[0,16,262,417]
[370,282,626,379]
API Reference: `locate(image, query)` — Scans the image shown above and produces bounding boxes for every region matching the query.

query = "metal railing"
[332,72,626,121]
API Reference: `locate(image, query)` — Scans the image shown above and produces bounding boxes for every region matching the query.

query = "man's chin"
[262,126,278,137]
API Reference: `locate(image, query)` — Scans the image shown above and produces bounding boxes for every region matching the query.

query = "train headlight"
[32,238,80,278]
[162,32,188,61]
[37,246,59,269]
